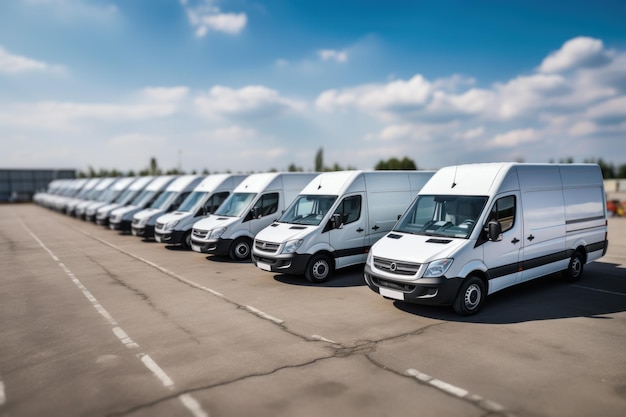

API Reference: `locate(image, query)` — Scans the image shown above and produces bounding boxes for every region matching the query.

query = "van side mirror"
[331,213,343,229]
[487,221,502,241]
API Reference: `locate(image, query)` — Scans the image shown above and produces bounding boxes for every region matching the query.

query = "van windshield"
[150,191,175,209]
[395,195,488,239]
[131,190,155,207]
[214,192,255,217]
[178,191,207,213]
[279,195,337,226]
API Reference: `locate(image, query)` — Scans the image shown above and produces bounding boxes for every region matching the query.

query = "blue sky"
[1,0,625,174]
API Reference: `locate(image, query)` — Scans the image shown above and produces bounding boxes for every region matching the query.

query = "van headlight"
[282,239,303,254]
[424,258,453,278]
[164,220,179,231]
[209,227,226,239]
[366,250,373,265]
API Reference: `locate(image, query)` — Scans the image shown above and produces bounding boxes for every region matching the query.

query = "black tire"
[305,254,333,283]
[562,251,585,282]
[453,275,486,316]
[181,231,192,250]
[229,237,252,261]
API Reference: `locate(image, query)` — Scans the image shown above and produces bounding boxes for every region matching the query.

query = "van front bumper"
[191,238,232,255]
[110,219,131,232]
[251,253,309,274]
[364,263,462,306]
[155,230,185,245]
[131,225,155,238]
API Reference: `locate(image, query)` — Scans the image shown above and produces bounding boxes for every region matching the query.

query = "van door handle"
[372,225,380,230]
[356,228,364,233]
[511,237,519,244]
[527,234,535,241]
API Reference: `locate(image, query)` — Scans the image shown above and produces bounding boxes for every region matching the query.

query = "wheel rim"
[571,256,582,278]
[311,259,329,280]
[464,283,482,310]
[234,241,250,259]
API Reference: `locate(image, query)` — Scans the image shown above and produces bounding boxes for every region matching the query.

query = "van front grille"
[254,239,280,253]
[192,229,208,239]
[373,256,420,276]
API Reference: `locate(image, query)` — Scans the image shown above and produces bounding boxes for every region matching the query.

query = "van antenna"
[451,165,458,189]
[317,176,322,190]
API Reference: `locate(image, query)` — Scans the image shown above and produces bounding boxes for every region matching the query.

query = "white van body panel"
[108,175,177,231]
[95,176,155,225]
[64,178,103,216]
[190,172,317,259]
[74,177,117,219]
[84,176,137,221]
[251,170,435,280]
[131,175,204,238]
[364,163,608,314]
[153,174,247,246]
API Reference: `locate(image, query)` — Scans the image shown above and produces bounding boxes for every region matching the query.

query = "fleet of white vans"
[364,163,609,315]
[252,170,434,282]
[33,163,609,315]
[109,175,177,232]
[154,174,247,249]
[190,172,317,260]
[131,175,204,238]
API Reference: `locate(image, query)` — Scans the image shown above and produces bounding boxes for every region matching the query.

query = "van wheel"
[453,276,486,316]
[230,237,251,261]
[563,251,584,282]
[305,254,333,283]
[180,231,192,250]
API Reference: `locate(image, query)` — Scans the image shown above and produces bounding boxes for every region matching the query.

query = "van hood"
[97,203,120,214]
[255,222,315,243]
[373,232,467,263]
[157,211,191,224]
[134,208,164,221]
[193,215,239,231]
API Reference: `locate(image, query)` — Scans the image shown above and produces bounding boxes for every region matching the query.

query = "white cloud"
[0,46,52,74]
[140,86,189,102]
[183,0,247,37]
[316,75,432,118]
[489,129,539,148]
[318,49,348,63]
[539,36,611,73]
[194,85,306,119]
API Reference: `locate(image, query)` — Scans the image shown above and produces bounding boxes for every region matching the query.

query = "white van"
[74,177,118,220]
[131,175,204,238]
[154,174,247,249]
[252,170,434,282]
[109,176,177,232]
[95,176,155,226]
[84,176,137,222]
[65,178,103,216]
[190,172,317,260]
[364,163,609,315]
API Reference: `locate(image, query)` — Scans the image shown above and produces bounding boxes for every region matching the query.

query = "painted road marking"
[406,368,506,414]
[0,379,5,405]
[76,229,290,329]
[20,220,209,417]
[573,285,626,297]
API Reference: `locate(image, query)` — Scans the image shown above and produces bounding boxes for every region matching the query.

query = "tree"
[374,157,417,170]
[315,148,324,172]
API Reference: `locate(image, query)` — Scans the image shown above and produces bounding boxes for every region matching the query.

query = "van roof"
[233,172,316,193]
[193,174,248,192]
[420,162,603,196]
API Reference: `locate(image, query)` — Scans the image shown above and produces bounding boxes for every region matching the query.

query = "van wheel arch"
[453,274,487,316]
[562,248,586,282]
[305,252,334,284]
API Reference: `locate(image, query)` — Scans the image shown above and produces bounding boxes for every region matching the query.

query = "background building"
[0,169,76,202]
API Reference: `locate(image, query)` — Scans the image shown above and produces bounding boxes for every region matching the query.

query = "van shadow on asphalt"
[394,261,626,324]
[273,264,367,288]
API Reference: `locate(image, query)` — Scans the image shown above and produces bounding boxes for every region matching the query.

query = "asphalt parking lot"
[1,204,625,417]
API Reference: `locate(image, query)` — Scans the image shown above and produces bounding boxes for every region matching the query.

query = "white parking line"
[406,368,506,413]
[20,220,210,417]
[572,284,626,297]
[0,379,5,405]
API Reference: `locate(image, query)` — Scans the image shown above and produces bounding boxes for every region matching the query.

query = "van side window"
[489,195,516,232]
[204,191,229,214]
[334,195,361,225]
[255,193,279,217]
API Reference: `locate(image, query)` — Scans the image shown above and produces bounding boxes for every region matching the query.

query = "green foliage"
[374,157,417,170]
